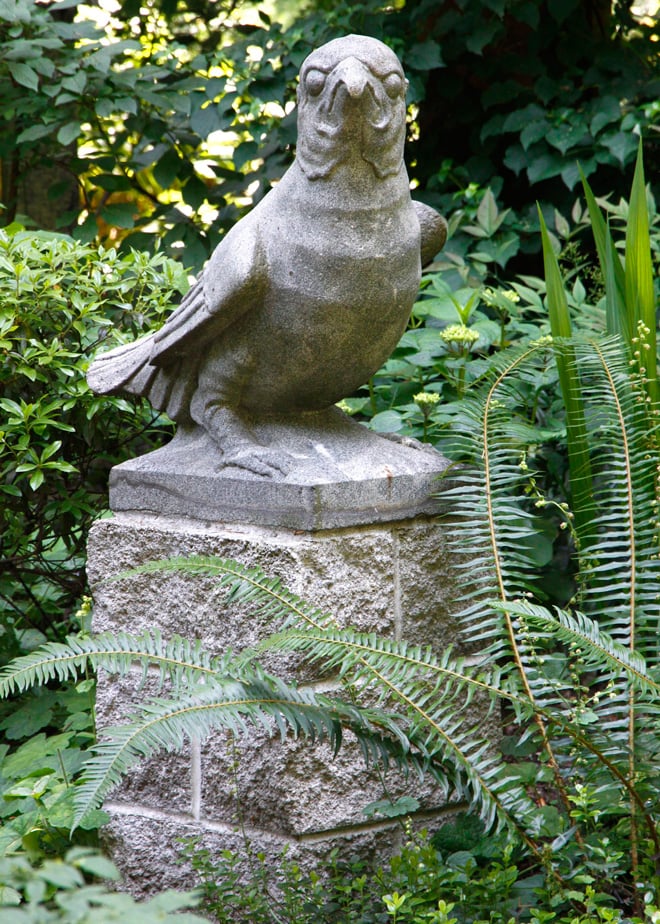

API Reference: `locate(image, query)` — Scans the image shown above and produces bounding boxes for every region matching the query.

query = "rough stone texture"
[86,36,447,481]
[100,808,449,901]
[198,728,453,838]
[88,510,477,894]
[95,673,193,816]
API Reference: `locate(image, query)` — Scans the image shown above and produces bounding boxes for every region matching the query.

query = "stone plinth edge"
[108,411,451,530]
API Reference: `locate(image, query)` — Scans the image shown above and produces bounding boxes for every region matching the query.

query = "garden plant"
[0,142,658,920]
[0,229,184,640]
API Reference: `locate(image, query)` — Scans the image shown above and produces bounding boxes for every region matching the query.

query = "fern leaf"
[0,631,235,700]
[73,677,340,827]
[501,601,660,700]
[263,624,542,843]
[106,556,333,631]
[73,675,424,830]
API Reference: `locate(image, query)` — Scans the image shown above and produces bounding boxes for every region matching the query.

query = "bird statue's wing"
[150,216,266,365]
[87,216,266,401]
[413,201,448,268]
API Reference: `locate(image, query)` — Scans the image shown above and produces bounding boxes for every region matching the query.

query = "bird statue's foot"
[220,443,294,479]
[191,403,293,478]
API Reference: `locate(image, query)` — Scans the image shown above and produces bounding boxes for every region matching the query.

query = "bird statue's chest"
[261,197,421,324]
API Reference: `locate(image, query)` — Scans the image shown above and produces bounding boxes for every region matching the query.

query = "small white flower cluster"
[440,324,479,345]
[482,287,520,306]
[413,391,441,408]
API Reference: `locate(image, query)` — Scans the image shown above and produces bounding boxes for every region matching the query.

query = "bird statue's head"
[295,35,408,181]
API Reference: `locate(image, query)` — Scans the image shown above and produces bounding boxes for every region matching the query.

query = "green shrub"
[0,847,206,922]
[0,228,186,639]
[178,821,536,924]
[3,0,657,274]
[0,656,103,859]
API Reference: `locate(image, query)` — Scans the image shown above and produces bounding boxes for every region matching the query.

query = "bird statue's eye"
[383,72,404,99]
[305,69,326,97]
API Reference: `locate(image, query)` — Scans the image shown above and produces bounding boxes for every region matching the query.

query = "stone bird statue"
[87,35,447,478]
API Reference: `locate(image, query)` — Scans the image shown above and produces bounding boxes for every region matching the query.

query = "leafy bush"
[347,148,660,487]
[395,0,660,220]
[2,0,657,273]
[0,847,206,923]
[0,228,185,638]
[0,669,103,859]
[1,0,377,266]
[178,821,539,924]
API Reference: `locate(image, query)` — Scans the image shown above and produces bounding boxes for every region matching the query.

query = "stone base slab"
[109,410,450,530]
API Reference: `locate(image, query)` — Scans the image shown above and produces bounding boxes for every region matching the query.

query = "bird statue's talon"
[219,446,293,479]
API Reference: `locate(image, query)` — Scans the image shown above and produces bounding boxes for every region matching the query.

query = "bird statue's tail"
[87,333,158,397]
[87,332,195,423]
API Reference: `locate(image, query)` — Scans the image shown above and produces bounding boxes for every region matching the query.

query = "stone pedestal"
[107,410,450,530]
[88,506,470,894]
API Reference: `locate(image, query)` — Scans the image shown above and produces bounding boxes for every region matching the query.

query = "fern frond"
[437,331,660,848]
[74,674,423,830]
[74,676,338,827]
[0,631,232,699]
[106,556,333,631]
[501,601,660,701]
[560,338,660,663]
[264,626,522,714]
[264,624,543,844]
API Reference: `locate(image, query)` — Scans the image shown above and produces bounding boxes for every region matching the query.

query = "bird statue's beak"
[331,56,370,99]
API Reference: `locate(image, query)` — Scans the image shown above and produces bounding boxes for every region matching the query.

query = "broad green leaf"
[17,122,52,144]
[39,859,84,889]
[7,61,38,91]
[101,202,137,230]
[466,24,497,55]
[520,120,547,150]
[579,164,627,339]
[546,120,589,156]
[61,71,87,95]
[590,96,621,136]
[527,153,562,184]
[190,101,222,138]
[0,885,21,905]
[602,130,639,166]
[407,40,444,70]
[57,121,81,146]
[369,410,404,432]
[71,852,120,880]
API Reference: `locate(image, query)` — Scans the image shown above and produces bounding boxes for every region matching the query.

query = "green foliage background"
[0,232,185,637]
[1,0,658,273]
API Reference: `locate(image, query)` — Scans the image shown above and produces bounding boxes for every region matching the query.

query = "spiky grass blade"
[579,165,627,340]
[538,208,595,542]
[604,222,627,340]
[625,140,657,406]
